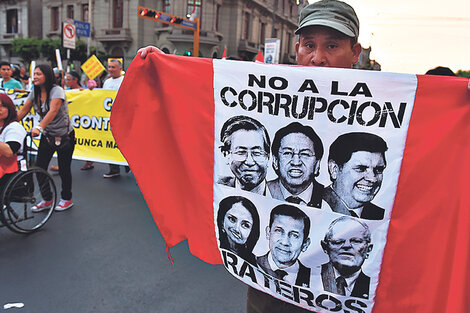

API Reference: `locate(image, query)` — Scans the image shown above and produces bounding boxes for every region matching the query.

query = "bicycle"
[0,133,57,234]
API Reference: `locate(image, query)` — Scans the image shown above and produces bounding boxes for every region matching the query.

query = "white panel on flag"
[212,60,417,312]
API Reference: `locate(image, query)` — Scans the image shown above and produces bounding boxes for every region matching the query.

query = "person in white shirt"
[102,60,127,178]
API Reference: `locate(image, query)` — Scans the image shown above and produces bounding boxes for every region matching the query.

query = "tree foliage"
[11,37,40,65]
[39,38,65,63]
[11,37,107,69]
[456,70,470,79]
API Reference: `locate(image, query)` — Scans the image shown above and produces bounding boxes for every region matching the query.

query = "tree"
[456,70,470,79]
[11,38,40,65]
[39,38,65,64]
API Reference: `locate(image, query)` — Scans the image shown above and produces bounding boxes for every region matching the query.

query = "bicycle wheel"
[1,167,57,234]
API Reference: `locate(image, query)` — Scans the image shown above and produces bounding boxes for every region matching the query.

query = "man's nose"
[290,153,302,165]
[280,234,290,246]
[244,152,256,165]
[311,48,327,66]
[364,169,378,182]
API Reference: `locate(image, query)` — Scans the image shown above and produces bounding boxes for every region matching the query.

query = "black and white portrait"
[323,132,388,220]
[217,196,260,266]
[218,115,271,195]
[256,204,311,288]
[320,216,373,299]
[268,122,324,208]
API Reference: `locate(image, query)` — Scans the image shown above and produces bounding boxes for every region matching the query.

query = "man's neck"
[2,77,11,83]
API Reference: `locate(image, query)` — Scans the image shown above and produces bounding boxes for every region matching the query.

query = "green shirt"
[1,78,23,90]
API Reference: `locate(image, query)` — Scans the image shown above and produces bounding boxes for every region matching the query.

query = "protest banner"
[111,54,470,313]
[2,88,126,165]
[81,55,106,80]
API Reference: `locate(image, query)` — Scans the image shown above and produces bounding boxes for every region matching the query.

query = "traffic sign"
[74,20,91,37]
[63,21,76,49]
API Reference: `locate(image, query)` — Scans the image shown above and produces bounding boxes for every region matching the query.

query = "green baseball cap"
[295,0,359,38]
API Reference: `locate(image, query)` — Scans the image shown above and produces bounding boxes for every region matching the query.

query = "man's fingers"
[138,46,163,59]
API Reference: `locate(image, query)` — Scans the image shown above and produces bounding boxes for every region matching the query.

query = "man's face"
[331,151,385,209]
[228,129,268,190]
[295,26,361,68]
[267,215,310,269]
[0,65,12,79]
[323,220,372,274]
[223,202,254,248]
[275,133,319,194]
[108,62,121,78]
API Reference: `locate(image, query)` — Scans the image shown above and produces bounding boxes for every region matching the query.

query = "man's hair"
[219,115,270,156]
[217,196,260,252]
[67,71,80,81]
[271,122,323,159]
[0,61,11,68]
[328,132,388,167]
[425,66,456,77]
[269,204,310,243]
[324,216,371,243]
[109,59,122,68]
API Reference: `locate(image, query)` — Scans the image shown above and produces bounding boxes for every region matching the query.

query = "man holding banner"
[138,0,364,312]
[131,1,469,313]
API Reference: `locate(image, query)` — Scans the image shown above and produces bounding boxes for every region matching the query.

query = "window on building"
[162,0,170,13]
[273,28,278,39]
[113,0,124,28]
[260,23,266,44]
[82,4,89,22]
[6,9,18,34]
[243,12,250,40]
[187,0,202,23]
[215,4,221,32]
[290,4,293,17]
[51,7,59,31]
[67,5,74,19]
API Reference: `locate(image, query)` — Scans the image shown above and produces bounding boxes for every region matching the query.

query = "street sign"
[74,20,91,37]
[63,21,76,49]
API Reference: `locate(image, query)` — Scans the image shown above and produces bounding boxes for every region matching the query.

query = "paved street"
[0,161,247,313]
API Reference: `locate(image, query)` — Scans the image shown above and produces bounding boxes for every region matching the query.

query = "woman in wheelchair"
[0,94,26,188]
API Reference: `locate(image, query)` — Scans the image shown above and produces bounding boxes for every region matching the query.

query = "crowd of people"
[0,58,129,212]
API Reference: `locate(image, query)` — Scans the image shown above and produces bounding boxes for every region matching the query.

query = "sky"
[308,0,470,74]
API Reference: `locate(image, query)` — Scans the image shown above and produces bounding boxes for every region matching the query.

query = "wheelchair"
[0,133,57,234]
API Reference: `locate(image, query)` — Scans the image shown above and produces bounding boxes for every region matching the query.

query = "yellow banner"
[67,89,127,165]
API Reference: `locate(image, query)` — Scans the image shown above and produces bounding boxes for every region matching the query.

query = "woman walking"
[18,64,75,211]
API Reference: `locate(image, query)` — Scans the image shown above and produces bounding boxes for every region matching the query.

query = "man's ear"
[295,42,300,63]
[352,42,362,65]
[301,238,311,252]
[273,156,279,173]
[328,160,339,180]
[314,160,320,177]
[365,244,373,258]
[320,240,329,252]
[266,226,270,241]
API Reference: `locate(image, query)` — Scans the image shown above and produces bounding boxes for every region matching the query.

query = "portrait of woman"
[217,196,260,265]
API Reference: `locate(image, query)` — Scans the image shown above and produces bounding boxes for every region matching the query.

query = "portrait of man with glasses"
[268,122,324,208]
[320,216,373,299]
[218,115,271,195]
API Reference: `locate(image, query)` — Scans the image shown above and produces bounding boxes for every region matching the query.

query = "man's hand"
[138,46,163,59]
[31,128,41,137]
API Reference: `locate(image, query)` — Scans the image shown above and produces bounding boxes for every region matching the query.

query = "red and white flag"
[111,54,470,313]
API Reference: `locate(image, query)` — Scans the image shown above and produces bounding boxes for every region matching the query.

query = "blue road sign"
[74,20,91,37]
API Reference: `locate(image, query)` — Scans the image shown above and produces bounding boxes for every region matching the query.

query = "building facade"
[2,0,300,68]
